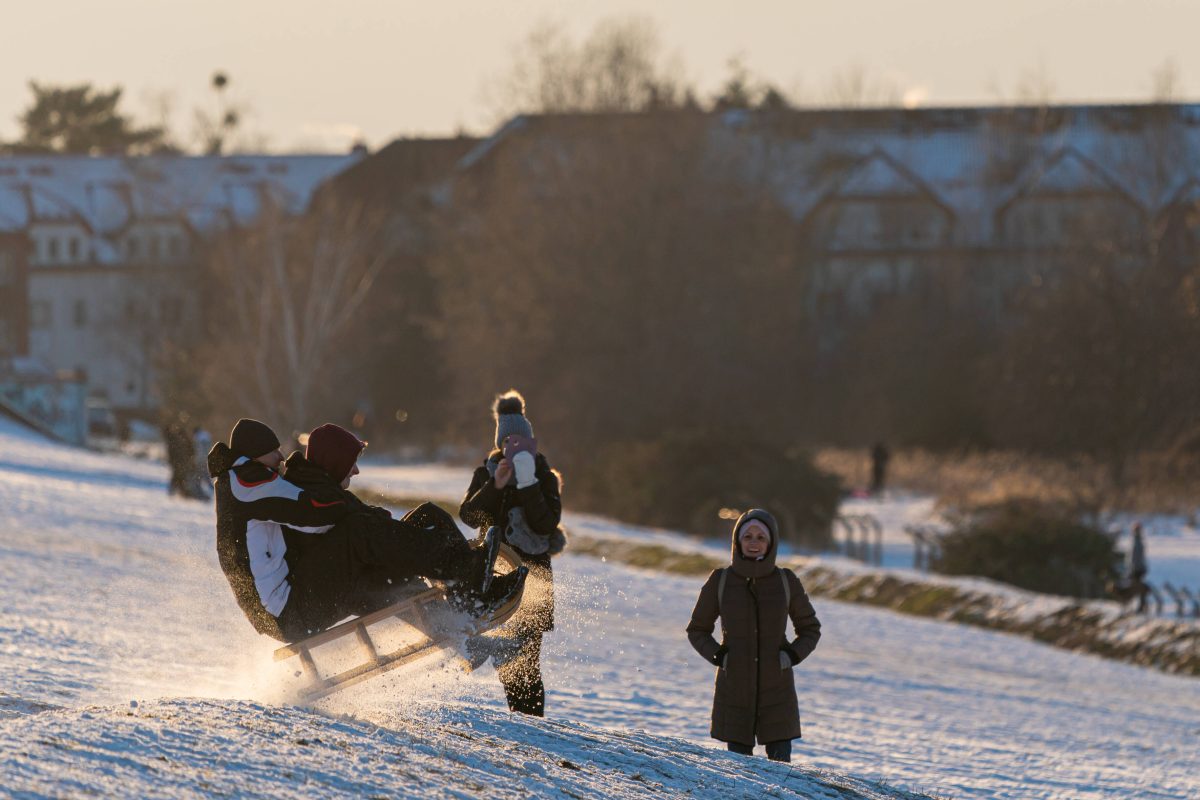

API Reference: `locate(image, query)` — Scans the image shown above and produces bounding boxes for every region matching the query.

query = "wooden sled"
[274,544,523,701]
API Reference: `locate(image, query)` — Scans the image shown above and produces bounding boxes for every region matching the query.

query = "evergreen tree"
[12,82,165,155]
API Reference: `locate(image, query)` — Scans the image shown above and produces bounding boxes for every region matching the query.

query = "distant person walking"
[1130,522,1149,613]
[869,442,890,495]
[163,417,197,498]
[192,425,213,498]
[687,509,821,763]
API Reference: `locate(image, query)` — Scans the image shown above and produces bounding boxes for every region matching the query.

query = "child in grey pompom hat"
[494,390,534,449]
[460,388,566,718]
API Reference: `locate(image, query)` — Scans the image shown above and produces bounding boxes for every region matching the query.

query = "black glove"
[710,645,729,668]
[780,643,802,667]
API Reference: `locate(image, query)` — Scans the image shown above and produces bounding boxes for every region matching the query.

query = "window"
[31,301,51,329]
[0,252,13,283]
[68,238,81,261]
[73,299,87,328]
[127,236,140,260]
[47,237,59,262]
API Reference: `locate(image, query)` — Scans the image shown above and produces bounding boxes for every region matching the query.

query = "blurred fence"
[900,521,1199,619]
[903,524,942,572]
[834,514,883,565]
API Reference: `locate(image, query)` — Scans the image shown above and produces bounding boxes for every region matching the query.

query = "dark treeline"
[169,111,1200,536]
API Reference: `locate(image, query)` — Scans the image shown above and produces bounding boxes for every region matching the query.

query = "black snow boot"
[450,566,528,619]
[477,526,502,594]
[448,528,501,607]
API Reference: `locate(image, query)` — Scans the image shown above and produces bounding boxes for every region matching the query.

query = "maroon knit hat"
[305,423,367,484]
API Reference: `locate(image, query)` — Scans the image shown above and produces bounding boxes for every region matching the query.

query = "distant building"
[0,153,360,415]
[435,104,1200,344]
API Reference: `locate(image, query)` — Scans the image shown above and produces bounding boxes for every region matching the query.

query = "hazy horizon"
[2,0,1196,153]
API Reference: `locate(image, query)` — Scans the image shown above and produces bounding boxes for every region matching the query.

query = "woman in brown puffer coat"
[687,508,821,762]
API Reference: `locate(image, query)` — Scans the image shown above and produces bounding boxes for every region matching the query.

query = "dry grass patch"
[816,448,1200,515]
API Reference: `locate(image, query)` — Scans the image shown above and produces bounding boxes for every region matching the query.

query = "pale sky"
[2,0,1196,152]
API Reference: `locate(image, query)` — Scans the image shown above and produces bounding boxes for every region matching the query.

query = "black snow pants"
[493,557,553,716]
[278,503,472,641]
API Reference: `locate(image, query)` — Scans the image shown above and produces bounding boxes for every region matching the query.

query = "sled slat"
[297,647,327,690]
[354,622,380,664]
[299,636,441,700]
[275,544,526,700]
[273,585,441,661]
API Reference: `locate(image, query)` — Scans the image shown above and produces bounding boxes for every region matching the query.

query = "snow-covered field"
[2,425,1198,799]
[364,463,1200,598]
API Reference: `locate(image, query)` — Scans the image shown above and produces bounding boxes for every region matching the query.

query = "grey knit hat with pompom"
[493,390,534,449]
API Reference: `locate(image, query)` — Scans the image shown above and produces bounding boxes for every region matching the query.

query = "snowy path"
[1,428,1197,798]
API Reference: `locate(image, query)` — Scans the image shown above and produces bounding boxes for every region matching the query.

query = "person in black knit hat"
[459,390,566,716]
[208,418,347,640]
[209,418,524,642]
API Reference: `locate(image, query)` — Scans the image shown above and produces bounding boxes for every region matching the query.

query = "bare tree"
[1150,58,1183,103]
[101,266,200,411]
[990,111,1200,490]
[985,61,1057,107]
[429,113,807,450]
[1013,62,1057,106]
[489,17,693,117]
[822,64,901,108]
[198,199,392,433]
[712,56,794,111]
[193,71,251,155]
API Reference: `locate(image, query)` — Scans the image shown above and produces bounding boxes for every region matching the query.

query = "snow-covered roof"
[452,104,1200,248]
[0,153,361,258]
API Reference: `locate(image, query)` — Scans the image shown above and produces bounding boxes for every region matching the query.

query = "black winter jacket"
[460,450,563,632]
[208,443,350,640]
[459,451,563,556]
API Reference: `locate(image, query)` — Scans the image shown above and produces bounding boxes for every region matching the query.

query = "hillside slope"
[1,422,1197,798]
[1,698,925,799]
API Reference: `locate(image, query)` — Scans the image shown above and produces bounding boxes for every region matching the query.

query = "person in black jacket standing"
[460,391,565,716]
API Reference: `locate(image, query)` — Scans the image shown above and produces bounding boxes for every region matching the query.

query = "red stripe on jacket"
[235,472,280,488]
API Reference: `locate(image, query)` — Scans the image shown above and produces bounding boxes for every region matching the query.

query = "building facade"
[0,153,359,415]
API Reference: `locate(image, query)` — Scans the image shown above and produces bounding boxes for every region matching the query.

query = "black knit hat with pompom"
[493,390,534,449]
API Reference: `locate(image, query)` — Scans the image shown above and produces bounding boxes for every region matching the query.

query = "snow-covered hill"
[1,698,926,799]
[2,422,1198,799]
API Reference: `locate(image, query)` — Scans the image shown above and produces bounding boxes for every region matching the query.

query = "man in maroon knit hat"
[274,423,527,642]
[305,423,366,488]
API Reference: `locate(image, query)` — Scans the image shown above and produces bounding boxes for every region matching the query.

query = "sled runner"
[274,544,524,700]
